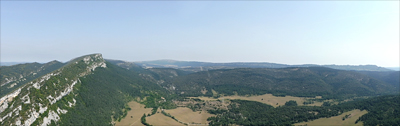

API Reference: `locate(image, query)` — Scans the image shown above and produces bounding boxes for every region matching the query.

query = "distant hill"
[134,60,393,72]
[0,62,30,66]
[385,67,400,71]
[356,71,400,89]
[159,67,397,99]
[106,59,191,85]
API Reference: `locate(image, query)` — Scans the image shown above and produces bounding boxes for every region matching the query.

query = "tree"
[322,102,331,106]
[285,100,298,106]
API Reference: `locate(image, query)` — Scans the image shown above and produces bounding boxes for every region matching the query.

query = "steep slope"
[0,54,107,125]
[0,61,65,97]
[162,67,397,98]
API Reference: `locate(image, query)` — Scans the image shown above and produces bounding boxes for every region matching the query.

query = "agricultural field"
[294,109,368,126]
[146,113,185,126]
[191,93,324,107]
[164,107,214,124]
[115,101,153,126]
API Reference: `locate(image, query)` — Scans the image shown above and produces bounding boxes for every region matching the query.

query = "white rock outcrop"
[41,110,60,126]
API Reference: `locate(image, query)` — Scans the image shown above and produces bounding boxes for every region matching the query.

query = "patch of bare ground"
[115,101,153,126]
[201,88,208,94]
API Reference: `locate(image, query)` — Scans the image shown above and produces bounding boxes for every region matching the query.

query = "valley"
[0,54,398,126]
[191,93,325,107]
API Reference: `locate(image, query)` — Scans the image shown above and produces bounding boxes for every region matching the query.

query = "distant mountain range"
[1,62,30,66]
[2,60,396,71]
[386,67,400,71]
[113,61,398,99]
[134,60,395,72]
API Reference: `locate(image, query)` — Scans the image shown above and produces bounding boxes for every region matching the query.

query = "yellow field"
[191,93,324,107]
[220,94,307,107]
[294,109,368,126]
[115,101,153,126]
[146,113,185,126]
[164,107,214,124]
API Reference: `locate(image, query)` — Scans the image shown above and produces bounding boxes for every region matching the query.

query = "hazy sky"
[1,1,399,67]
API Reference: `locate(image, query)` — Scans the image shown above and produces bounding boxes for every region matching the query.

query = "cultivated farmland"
[164,107,214,124]
[191,93,325,107]
[146,112,185,126]
[115,101,153,126]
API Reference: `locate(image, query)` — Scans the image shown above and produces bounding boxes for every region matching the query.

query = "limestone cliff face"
[0,54,106,126]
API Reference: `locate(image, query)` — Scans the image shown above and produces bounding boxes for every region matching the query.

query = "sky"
[1,1,399,67]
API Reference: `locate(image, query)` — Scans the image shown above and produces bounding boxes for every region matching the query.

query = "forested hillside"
[0,61,65,97]
[58,62,175,125]
[356,71,400,89]
[161,67,397,99]
[208,95,400,126]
